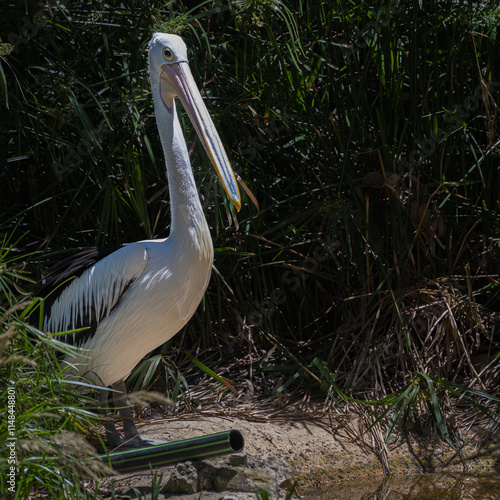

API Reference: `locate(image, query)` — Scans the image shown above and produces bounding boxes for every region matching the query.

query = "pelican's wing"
[37,243,149,346]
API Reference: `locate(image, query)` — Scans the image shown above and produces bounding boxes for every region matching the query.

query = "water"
[304,472,500,499]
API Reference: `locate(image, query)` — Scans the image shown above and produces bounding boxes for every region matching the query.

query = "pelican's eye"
[163,47,174,62]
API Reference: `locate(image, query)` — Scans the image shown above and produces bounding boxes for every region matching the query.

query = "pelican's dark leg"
[111,380,143,446]
[110,380,167,447]
[99,388,122,448]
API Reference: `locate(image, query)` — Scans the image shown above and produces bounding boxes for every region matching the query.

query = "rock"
[198,461,217,490]
[229,454,248,466]
[161,454,292,496]
[162,461,200,494]
[213,465,275,492]
[162,461,217,494]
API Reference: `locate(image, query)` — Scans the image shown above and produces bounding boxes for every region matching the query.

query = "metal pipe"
[99,429,244,473]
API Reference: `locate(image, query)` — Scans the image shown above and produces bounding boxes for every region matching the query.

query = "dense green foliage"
[0,235,109,497]
[1,2,500,492]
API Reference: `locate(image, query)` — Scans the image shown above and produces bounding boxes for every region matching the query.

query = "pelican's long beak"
[160,62,241,211]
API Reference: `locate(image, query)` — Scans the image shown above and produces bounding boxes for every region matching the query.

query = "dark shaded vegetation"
[1,0,500,496]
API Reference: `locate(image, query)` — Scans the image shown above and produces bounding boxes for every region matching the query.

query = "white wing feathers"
[43,244,148,342]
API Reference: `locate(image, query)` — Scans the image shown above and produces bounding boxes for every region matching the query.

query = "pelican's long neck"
[152,87,207,239]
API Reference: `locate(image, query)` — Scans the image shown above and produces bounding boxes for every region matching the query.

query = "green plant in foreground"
[364,372,500,447]
[0,238,112,498]
[0,312,112,498]
[129,469,163,500]
[256,479,298,500]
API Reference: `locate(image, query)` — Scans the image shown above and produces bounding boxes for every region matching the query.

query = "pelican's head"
[148,33,241,211]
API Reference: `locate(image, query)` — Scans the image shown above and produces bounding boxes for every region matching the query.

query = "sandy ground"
[98,407,500,499]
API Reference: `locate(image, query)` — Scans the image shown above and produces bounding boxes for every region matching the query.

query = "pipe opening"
[229,429,244,453]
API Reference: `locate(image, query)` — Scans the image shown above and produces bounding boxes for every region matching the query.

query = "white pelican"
[35,33,241,447]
